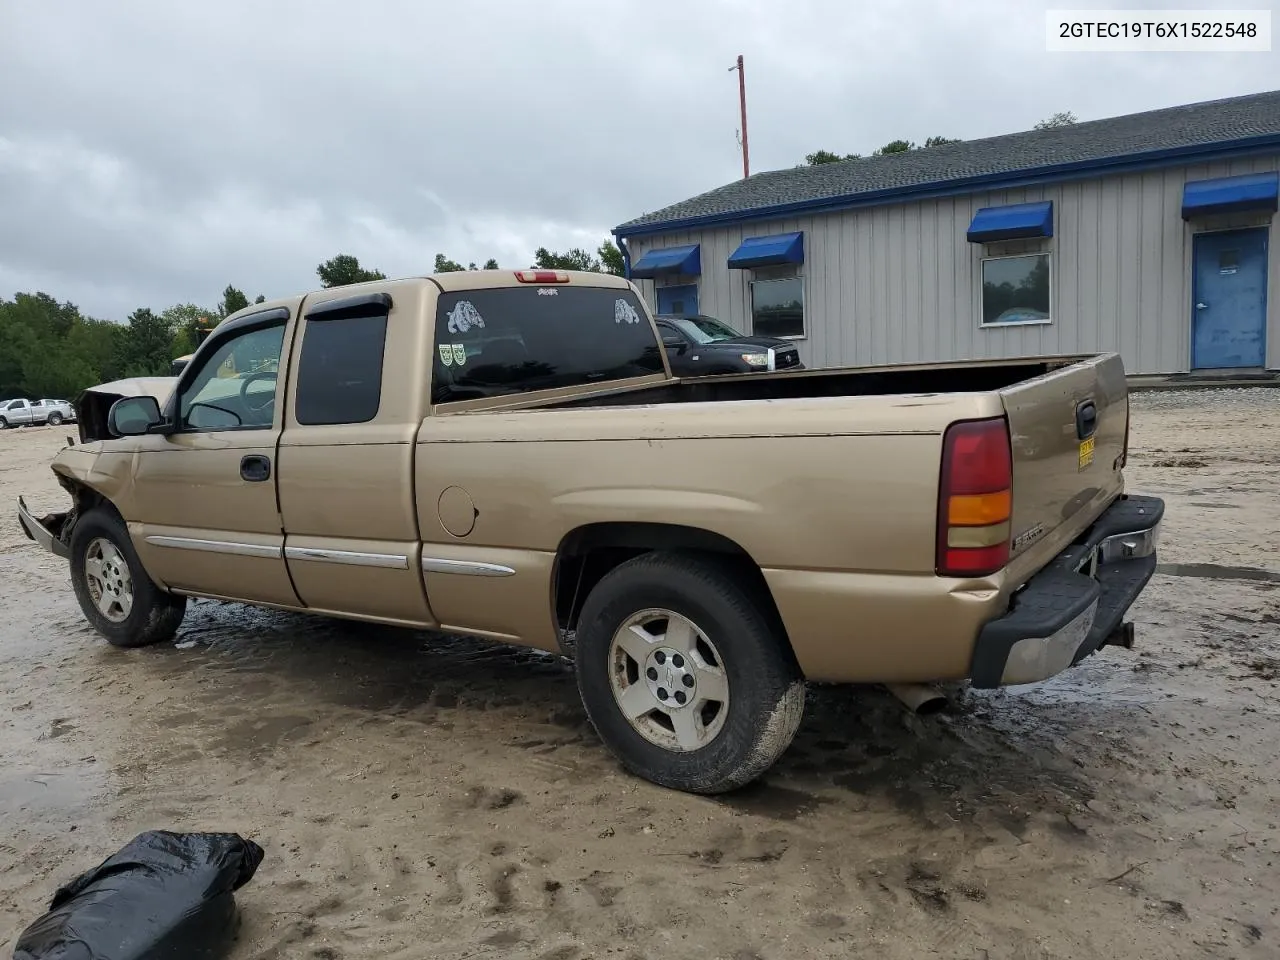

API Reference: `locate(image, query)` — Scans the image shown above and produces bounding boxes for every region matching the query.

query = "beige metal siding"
[626,155,1280,375]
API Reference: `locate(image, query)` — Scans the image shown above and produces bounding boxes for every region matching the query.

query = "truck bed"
[543,356,1088,409]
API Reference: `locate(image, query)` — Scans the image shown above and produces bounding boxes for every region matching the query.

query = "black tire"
[69,507,186,648]
[0,416,8,429]
[574,551,805,794]
[46,412,63,426]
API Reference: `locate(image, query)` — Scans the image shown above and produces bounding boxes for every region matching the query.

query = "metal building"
[613,90,1280,376]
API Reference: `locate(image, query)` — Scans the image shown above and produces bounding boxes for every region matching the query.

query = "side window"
[8,400,24,410]
[178,322,286,431]
[294,310,389,426]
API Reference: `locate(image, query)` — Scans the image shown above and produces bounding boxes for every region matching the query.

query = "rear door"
[277,290,436,627]
[1000,354,1128,568]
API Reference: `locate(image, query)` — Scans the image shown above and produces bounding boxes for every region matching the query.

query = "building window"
[656,284,699,317]
[750,276,805,339]
[981,253,1051,326]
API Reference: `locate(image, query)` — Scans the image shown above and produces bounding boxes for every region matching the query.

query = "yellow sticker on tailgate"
[1078,436,1095,470]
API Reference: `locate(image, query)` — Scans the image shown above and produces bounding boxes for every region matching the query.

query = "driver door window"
[178,323,286,431]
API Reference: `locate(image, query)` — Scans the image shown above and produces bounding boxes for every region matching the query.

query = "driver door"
[127,306,301,607]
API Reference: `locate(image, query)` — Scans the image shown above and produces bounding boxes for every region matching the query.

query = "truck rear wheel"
[573,552,805,794]
[69,508,187,648]
[46,412,63,426]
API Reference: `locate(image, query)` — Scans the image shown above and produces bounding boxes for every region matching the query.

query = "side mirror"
[661,335,687,354]
[107,396,168,438]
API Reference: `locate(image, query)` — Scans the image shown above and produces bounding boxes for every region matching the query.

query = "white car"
[0,398,77,428]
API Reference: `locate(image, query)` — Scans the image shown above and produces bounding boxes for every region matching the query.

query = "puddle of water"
[1156,563,1280,583]
[0,767,107,822]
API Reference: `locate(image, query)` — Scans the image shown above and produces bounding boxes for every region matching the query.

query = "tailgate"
[1001,354,1128,568]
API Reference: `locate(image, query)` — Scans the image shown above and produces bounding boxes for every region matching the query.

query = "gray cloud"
[1,0,1275,319]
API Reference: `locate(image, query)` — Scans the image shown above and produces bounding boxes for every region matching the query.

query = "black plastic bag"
[13,831,265,960]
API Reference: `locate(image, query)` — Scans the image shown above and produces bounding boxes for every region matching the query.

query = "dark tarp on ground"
[13,831,265,960]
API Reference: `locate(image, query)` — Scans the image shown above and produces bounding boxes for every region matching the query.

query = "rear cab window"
[431,286,663,404]
[295,302,390,425]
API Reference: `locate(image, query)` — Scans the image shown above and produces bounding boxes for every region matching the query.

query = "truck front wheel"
[573,552,805,794]
[69,508,187,648]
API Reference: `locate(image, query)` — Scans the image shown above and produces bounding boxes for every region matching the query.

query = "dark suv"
[654,314,805,377]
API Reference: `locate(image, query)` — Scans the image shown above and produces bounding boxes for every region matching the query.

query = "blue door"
[656,284,698,317]
[1192,228,1269,369]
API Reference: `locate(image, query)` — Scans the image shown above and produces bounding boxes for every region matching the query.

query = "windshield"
[432,286,664,403]
[668,316,742,345]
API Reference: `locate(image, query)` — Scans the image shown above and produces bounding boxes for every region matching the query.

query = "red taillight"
[936,417,1013,577]
[514,270,569,283]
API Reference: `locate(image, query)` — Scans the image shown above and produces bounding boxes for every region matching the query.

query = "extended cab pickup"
[18,270,1163,794]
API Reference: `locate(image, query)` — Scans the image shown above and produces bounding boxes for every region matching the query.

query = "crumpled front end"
[17,495,71,559]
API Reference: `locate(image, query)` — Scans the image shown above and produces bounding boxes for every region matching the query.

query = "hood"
[702,335,797,351]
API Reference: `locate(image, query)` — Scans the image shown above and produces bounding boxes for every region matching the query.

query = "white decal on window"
[537,288,558,296]
[451,343,466,366]
[614,299,641,325]
[438,344,453,366]
[446,300,486,334]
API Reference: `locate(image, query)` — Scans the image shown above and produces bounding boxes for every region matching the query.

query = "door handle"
[1075,399,1097,440]
[1196,302,1208,310]
[240,455,271,482]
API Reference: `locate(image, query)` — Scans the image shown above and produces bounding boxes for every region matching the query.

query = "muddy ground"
[1,390,1277,959]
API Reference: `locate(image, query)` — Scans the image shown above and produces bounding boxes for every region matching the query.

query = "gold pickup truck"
[18,270,1163,794]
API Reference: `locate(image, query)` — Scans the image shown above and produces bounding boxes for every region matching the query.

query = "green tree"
[164,303,217,359]
[598,240,625,276]
[805,149,861,165]
[483,258,500,270]
[434,254,466,273]
[874,139,915,155]
[533,246,600,271]
[804,136,958,166]
[254,294,266,304]
[1035,111,1078,130]
[220,285,250,317]
[115,307,177,378]
[0,292,111,397]
[317,254,387,288]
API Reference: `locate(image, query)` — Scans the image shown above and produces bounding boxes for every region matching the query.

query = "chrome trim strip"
[144,535,282,559]
[421,557,515,578]
[766,346,776,371]
[284,546,409,569]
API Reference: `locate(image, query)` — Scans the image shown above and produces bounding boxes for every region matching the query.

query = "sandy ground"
[1,392,1277,960]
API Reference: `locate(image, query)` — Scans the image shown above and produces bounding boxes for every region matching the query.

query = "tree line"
[801,111,1077,166]
[0,241,626,400]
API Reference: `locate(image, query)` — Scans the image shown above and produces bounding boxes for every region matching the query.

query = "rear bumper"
[970,494,1164,688]
[17,496,70,559]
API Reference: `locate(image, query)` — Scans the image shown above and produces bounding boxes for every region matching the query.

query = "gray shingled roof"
[616,89,1280,234]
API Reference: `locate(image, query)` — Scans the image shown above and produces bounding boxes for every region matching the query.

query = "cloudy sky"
[1,0,1276,320]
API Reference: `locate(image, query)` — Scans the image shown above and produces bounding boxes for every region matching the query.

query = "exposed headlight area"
[741,352,771,368]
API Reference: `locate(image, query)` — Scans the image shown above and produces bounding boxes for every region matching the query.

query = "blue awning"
[966,201,1054,243]
[1181,172,1279,219]
[630,244,701,278]
[727,231,804,269]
